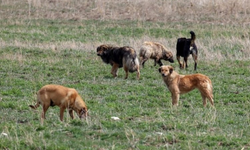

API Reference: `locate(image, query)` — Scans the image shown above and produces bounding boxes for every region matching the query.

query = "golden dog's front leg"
[171,92,179,106]
[60,107,66,121]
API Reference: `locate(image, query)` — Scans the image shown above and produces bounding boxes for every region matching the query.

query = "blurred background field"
[1,0,250,149]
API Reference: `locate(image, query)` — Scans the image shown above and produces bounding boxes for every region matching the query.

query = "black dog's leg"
[184,57,188,69]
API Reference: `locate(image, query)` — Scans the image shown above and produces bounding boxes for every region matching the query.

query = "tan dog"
[139,42,174,67]
[29,84,88,123]
[158,65,214,107]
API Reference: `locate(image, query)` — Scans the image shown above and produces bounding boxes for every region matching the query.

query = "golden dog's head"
[158,65,174,77]
[97,44,110,56]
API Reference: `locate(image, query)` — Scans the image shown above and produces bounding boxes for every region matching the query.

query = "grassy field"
[1,0,250,150]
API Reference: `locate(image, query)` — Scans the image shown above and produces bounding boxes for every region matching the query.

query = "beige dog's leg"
[136,68,140,80]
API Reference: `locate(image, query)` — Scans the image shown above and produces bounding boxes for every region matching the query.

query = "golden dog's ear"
[158,67,161,73]
[169,66,174,74]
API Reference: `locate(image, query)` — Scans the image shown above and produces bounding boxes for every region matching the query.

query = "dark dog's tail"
[124,51,140,73]
[190,31,196,42]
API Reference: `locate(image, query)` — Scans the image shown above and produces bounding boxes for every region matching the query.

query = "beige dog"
[139,42,174,67]
[158,65,214,107]
[29,84,88,123]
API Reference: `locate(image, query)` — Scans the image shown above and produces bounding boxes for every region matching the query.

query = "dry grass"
[1,0,250,25]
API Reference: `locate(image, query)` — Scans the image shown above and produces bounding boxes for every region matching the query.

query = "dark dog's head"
[97,44,110,56]
[158,65,174,77]
[163,51,174,63]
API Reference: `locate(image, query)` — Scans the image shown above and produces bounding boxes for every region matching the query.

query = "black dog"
[176,31,198,70]
[97,44,140,79]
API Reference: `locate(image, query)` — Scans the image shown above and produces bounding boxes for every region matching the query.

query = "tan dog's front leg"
[171,92,179,106]
[60,107,66,121]
[69,109,74,119]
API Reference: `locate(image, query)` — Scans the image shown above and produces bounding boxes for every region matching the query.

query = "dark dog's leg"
[191,51,198,71]
[111,63,119,78]
[184,57,188,69]
[123,66,129,79]
[177,55,183,69]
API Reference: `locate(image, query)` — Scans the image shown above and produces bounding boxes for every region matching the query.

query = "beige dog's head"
[158,65,174,77]
[163,52,174,63]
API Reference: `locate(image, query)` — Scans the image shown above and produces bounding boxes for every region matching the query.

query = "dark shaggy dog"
[176,31,198,70]
[139,41,174,67]
[97,44,140,79]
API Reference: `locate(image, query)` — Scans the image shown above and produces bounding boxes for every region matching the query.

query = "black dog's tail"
[190,31,196,42]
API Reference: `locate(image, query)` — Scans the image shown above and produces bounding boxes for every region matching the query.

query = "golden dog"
[29,84,88,123]
[139,41,174,67]
[159,65,214,107]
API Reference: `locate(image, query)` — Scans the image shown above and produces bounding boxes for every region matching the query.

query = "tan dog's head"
[97,44,110,56]
[163,51,174,63]
[74,95,88,119]
[158,65,174,77]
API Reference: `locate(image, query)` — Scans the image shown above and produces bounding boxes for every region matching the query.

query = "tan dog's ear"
[169,66,174,74]
[158,67,161,73]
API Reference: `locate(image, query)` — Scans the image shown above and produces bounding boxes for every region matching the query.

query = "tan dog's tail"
[29,92,41,109]
[29,103,40,109]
